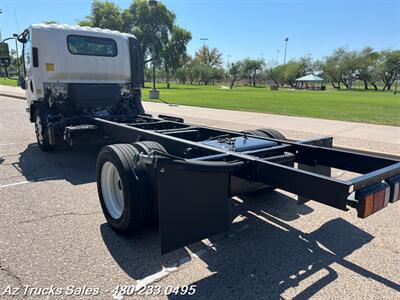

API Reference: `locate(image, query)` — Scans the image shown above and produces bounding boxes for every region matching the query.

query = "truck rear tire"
[34,112,55,152]
[244,128,286,140]
[256,128,286,140]
[131,141,167,223]
[96,143,153,234]
[96,142,167,234]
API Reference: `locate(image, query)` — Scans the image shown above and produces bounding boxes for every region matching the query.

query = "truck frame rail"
[93,114,400,254]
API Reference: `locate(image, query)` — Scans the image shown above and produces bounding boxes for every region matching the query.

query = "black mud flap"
[157,160,230,254]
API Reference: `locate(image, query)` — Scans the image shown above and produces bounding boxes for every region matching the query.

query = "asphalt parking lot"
[0,95,399,299]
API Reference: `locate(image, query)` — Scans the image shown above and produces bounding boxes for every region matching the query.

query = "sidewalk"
[2,84,399,155]
[0,84,25,99]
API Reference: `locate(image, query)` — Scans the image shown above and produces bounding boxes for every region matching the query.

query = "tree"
[197,63,213,85]
[79,0,124,31]
[183,57,199,85]
[376,50,400,91]
[339,50,360,90]
[126,0,174,64]
[297,55,317,76]
[81,0,185,90]
[285,61,304,87]
[229,62,242,89]
[161,26,192,88]
[43,20,59,25]
[267,56,319,88]
[195,45,223,67]
[175,67,188,84]
[357,47,380,90]
[323,48,347,89]
[241,58,265,86]
[211,67,226,85]
[8,49,22,77]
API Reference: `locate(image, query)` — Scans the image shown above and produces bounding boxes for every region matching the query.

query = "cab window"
[67,35,117,57]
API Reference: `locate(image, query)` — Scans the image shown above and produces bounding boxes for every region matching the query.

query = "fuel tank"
[200,136,277,152]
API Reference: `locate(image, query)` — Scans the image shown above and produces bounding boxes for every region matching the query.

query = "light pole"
[283,37,289,64]
[148,0,160,99]
[0,9,3,42]
[200,38,208,47]
[276,49,280,65]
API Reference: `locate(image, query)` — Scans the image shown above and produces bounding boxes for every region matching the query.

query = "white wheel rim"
[35,115,43,143]
[101,161,125,219]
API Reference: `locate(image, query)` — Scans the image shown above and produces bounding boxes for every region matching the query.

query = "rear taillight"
[386,175,400,203]
[356,182,390,218]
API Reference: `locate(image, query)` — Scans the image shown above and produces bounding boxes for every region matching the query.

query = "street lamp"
[200,38,208,47]
[283,37,289,64]
[276,49,280,65]
[148,0,160,99]
[0,9,3,42]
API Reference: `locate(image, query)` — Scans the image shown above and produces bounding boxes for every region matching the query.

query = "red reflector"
[373,189,385,213]
[363,195,374,218]
[356,182,389,218]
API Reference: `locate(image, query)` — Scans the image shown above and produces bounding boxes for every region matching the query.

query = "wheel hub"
[101,161,124,219]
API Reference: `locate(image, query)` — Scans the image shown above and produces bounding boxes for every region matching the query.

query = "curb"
[0,92,25,100]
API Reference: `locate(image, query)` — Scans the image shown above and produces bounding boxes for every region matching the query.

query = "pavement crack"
[0,264,23,288]
[1,211,102,228]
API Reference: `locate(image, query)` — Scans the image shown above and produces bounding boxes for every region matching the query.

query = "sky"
[1,0,399,65]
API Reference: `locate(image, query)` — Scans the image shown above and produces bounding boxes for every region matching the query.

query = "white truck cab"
[17,24,144,151]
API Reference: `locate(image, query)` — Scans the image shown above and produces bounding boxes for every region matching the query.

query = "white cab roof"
[30,23,136,39]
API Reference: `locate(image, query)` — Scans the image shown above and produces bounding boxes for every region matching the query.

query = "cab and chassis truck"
[6,24,400,254]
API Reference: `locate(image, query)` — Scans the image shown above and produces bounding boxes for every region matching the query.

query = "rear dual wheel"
[35,112,55,152]
[96,142,166,234]
[244,128,286,140]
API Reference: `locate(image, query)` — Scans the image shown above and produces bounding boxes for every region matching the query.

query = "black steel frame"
[93,114,400,254]
[94,115,400,210]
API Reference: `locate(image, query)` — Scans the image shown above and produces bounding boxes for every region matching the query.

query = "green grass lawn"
[0,78,18,86]
[143,84,400,126]
[0,79,397,126]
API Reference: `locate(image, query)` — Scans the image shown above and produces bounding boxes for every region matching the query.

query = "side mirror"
[0,43,11,67]
[18,77,26,90]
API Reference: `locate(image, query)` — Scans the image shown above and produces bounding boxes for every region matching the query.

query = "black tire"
[257,128,286,140]
[133,141,167,155]
[131,141,167,223]
[244,128,286,140]
[96,143,154,234]
[34,112,55,152]
[244,129,268,138]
